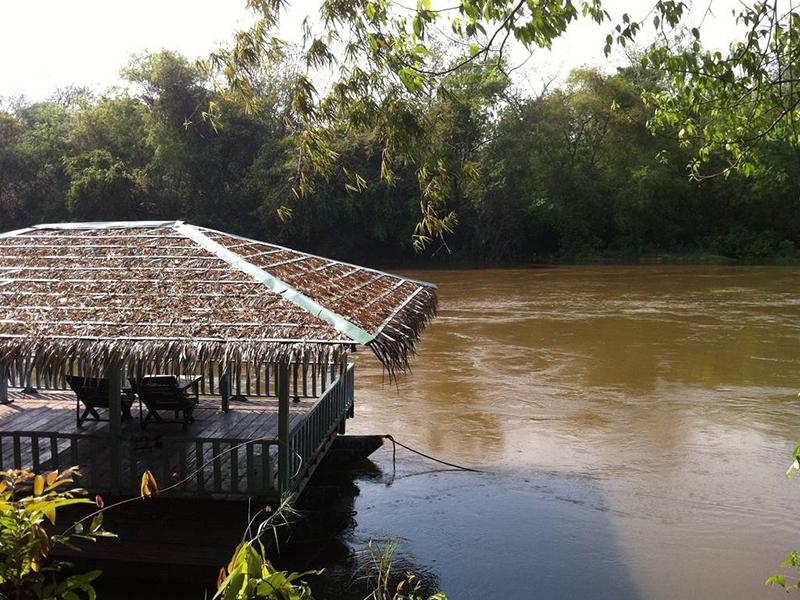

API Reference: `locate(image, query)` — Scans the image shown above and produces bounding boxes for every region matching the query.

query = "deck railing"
[0,430,280,498]
[288,363,354,489]
[124,436,280,497]
[0,430,106,489]
[6,360,338,401]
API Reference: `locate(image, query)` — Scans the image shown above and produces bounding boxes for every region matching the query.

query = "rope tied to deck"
[382,434,483,474]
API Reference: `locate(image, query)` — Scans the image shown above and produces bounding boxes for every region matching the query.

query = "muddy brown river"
[276,266,800,599]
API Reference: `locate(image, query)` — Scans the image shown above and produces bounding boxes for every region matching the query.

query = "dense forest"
[2,50,799,265]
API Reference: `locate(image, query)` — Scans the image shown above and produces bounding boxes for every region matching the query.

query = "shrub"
[0,467,113,600]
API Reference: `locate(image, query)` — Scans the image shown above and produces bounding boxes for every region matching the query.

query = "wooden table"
[169,376,201,392]
[139,375,201,392]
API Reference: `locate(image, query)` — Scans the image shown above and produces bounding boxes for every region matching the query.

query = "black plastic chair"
[130,376,198,431]
[66,375,134,428]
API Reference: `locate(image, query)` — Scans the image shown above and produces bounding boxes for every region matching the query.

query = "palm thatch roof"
[0,221,437,376]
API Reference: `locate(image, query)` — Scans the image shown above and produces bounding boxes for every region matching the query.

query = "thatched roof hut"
[0,221,437,376]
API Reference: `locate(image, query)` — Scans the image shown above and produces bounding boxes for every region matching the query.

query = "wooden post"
[347,363,355,418]
[220,370,230,413]
[0,373,8,404]
[278,361,290,494]
[107,361,122,496]
[22,356,35,394]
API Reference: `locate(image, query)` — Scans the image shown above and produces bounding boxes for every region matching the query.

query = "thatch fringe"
[368,286,438,378]
[0,337,350,381]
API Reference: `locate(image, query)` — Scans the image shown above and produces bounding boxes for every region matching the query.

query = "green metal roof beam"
[174,222,375,346]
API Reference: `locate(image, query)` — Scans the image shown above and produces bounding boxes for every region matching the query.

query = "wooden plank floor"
[0,389,313,439]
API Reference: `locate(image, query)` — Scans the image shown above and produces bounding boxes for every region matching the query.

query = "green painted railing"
[0,431,103,487]
[0,430,280,499]
[0,430,105,488]
[287,363,354,490]
[125,436,280,498]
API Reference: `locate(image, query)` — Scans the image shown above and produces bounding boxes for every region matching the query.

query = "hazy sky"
[0,0,741,101]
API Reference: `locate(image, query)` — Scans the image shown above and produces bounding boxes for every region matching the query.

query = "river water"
[283,266,800,599]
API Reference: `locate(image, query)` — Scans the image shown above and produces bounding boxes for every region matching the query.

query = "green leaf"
[397,67,422,93]
[413,15,423,37]
[90,512,103,532]
[765,574,787,587]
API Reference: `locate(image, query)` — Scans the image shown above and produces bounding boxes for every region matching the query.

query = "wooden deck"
[0,363,355,501]
[0,390,313,500]
[0,390,314,439]
[0,363,356,575]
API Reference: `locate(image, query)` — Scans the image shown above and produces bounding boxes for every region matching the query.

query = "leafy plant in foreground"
[210,492,448,599]
[0,468,113,600]
[215,540,316,600]
[360,540,446,600]
[202,491,318,600]
[0,462,449,600]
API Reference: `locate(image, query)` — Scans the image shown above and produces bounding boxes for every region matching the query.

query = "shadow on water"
[84,452,638,600]
[278,450,643,600]
[83,454,640,600]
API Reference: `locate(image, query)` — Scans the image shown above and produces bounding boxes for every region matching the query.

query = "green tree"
[64,149,144,220]
[195,0,800,250]
[645,1,800,178]
[203,0,694,244]
[2,101,74,226]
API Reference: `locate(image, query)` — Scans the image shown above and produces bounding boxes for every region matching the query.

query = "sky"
[0,0,743,101]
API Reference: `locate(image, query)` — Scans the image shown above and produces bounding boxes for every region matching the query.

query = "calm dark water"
[281,266,800,599]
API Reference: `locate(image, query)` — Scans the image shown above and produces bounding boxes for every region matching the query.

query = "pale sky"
[0,0,742,101]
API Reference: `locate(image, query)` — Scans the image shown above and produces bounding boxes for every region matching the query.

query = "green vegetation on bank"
[2,51,799,265]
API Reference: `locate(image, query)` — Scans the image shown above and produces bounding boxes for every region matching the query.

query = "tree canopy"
[1,50,799,264]
[202,0,800,248]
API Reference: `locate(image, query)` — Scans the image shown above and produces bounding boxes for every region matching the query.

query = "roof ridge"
[31,221,182,230]
[173,222,375,346]
[193,225,437,290]
[0,227,36,239]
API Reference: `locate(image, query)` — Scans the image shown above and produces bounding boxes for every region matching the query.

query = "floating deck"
[0,390,313,439]
[0,364,354,501]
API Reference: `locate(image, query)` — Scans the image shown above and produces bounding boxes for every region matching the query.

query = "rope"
[382,434,483,473]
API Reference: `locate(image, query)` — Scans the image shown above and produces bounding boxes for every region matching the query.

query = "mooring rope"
[382,434,483,473]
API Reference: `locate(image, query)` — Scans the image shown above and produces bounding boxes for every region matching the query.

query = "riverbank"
[383,251,800,272]
[543,251,798,265]
[547,247,800,265]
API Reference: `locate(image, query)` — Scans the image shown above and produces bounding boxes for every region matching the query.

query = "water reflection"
[338,266,800,599]
[282,455,641,600]
[281,460,443,599]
